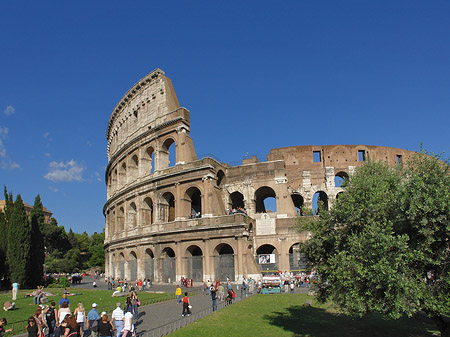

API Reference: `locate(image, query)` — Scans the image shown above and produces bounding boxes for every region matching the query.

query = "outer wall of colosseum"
[104,69,415,284]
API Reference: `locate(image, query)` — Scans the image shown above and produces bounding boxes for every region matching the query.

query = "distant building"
[0,200,53,224]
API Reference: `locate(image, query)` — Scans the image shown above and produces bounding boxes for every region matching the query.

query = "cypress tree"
[0,211,8,288]
[29,195,45,286]
[7,195,32,287]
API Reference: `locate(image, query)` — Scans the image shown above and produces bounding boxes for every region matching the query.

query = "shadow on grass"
[263,305,436,337]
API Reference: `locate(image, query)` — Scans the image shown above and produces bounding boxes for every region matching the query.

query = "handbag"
[188,305,192,309]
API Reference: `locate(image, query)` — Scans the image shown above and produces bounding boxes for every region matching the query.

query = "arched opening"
[145,249,154,281]
[161,138,176,169]
[255,186,277,213]
[118,207,125,232]
[186,187,201,218]
[129,155,139,182]
[129,202,137,228]
[113,169,118,189]
[289,243,309,271]
[216,170,225,187]
[120,162,127,187]
[119,253,125,280]
[111,209,116,234]
[214,243,235,281]
[162,192,175,222]
[144,147,155,174]
[111,253,116,279]
[230,191,245,214]
[335,171,349,187]
[142,197,154,225]
[256,244,278,271]
[129,251,138,281]
[291,194,304,215]
[336,192,344,201]
[185,245,203,282]
[161,247,176,283]
[312,191,328,215]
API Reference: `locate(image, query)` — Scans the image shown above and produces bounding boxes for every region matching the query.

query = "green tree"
[6,195,32,287]
[301,153,450,336]
[29,195,45,286]
[42,218,71,255]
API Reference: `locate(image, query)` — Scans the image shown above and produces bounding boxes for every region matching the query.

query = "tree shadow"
[263,305,436,337]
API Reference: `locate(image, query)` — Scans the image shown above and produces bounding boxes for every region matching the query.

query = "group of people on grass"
[2,289,140,337]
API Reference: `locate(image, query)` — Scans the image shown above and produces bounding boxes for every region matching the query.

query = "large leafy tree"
[301,152,450,336]
[29,195,45,286]
[6,195,33,287]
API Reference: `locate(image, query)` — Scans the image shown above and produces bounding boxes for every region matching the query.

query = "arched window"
[162,192,175,222]
[230,192,245,214]
[129,202,137,228]
[161,138,176,169]
[216,170,225,187]
[312,191,328,215]
[335,171,349,187]
[143,197,154,225]
[129,251,138,281]
[255,186,277,213]
[185,187,201,218]
[291,194,304,215]
[144,147,155,174]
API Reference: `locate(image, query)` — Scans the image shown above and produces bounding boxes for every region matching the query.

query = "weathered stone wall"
[104,69,417,284]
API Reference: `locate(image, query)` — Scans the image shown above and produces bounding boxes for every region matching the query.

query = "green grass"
[168,294,439,337]
[0,287,173,335]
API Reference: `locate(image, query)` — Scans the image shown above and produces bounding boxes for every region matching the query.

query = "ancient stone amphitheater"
[104,69,414,284]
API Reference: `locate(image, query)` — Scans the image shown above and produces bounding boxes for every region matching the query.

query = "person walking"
[45,302,57,337]
[111,303,124,337]
[122,310,134,337]
[175,285,182,304]
[181,292,191,317]
[87,303,101,337]
[74,302,86,334]
[98,314,114,337]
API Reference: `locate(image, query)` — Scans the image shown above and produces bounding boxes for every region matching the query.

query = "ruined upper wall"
[106,69,182,158]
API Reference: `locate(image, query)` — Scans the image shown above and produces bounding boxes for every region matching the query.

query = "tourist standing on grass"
[87,303,101,337]
[175,285,182,304]
[181,292,191,317]
[74,302,86,334]
[11,282,18,301]
[210,287,217,312]
[111,303,124,337]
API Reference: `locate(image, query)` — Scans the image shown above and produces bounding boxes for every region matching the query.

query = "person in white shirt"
[122,310,134,337]
[111,303,124,337]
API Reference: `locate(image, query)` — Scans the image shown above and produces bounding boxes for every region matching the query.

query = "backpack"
[46,307,56,323]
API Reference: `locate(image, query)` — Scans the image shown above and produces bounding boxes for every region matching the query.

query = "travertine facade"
[104,69,415,283]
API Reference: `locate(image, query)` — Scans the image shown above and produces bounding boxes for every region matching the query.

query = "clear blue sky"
[1,1,449,234]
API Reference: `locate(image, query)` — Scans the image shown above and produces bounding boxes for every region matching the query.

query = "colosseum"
[103,68,415,284]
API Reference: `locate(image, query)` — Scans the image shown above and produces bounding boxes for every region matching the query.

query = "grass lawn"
[168,294,439,337]
[0,287,173,335]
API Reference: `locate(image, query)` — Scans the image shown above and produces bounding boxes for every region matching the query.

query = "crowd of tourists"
[107,278,152,292]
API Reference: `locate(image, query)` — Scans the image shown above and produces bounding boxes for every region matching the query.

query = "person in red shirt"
[181,293,191,317]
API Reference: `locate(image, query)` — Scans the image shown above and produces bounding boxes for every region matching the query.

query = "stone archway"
[185,245,203,282]
[214,243,235,282]
[161,247,176,283]
[256,244,279,271]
